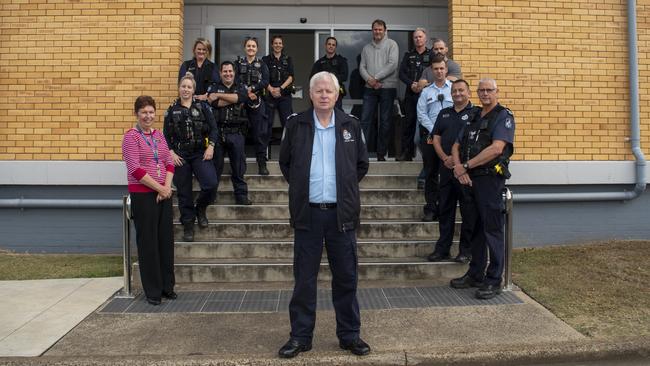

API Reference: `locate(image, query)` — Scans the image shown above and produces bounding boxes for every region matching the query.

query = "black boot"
[257,157,269,176]
[196,206,208,229]
[182,223,194,242]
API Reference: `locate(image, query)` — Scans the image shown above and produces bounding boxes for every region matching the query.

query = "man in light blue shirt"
[416,55,452,222]
[309,110,337,203]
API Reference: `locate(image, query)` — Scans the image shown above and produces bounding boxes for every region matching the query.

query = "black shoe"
[422,211,438,222]
[417,179,425,190]
[339,338,371,356]
[182,223,194,242]
[196,206,209,229]
[235,196,252,205]
[278,339,312,358]
[257,159,269,176]
[454,254,471,264]
[475,284,502,299]
[450,274,484,289]
[162,291,177,300]
[427,252,451,262]
[377,155,386,161]
[146,297,161,306]
[397,152,413,161]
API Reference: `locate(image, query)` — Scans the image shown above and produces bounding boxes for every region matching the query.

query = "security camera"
[300,17,307,24]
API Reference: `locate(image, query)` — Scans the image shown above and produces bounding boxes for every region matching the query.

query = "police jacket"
[279,109,369,232]
[262,53,294,94]
[235,56,269,95]
[208,81,249,127]
[310,54,349,95]
[398,47,432,96]
[179,58,219,96]
[163,99,219,158]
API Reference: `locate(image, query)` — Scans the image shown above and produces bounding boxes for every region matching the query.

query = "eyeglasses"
[477,88,496,94]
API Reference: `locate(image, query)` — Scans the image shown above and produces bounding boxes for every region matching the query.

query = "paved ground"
[0,277,123,357]
[1,278,648,365]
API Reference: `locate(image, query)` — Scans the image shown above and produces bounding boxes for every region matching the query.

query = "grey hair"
[309,71,340,94]
[414,27,427,35]
[478,78,498,89]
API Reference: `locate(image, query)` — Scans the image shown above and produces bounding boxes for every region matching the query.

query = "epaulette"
[505,108,514,116]
[164,99,180,117]
[286,113,298,120]
[347,113,359,120]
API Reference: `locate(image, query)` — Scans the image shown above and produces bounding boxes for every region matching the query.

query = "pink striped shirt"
[122,128,175,193]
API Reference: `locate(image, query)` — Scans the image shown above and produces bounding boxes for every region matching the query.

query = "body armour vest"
[267,54,290,85]
[168,101,208,154]
[236,57,262,88]
[405,48,432,83]
[460,104,513,170]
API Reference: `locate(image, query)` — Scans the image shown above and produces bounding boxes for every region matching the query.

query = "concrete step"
[203,174,418,191]
[174,239,448,259]
[135,258,466,283]
[183,189,425,204]
[174,221,456,241]
[222,160,422,175]
[176,204,427,221]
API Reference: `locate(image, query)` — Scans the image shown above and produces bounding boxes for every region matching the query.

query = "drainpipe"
[514,0,645,203]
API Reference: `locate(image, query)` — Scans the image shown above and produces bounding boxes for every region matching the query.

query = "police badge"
[191,108,200,117]
[343,129,352,142]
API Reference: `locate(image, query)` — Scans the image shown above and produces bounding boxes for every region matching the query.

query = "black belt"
[309,202,337,209]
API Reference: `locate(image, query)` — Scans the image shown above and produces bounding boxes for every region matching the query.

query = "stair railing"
[115,195,134,298]
[503,187,514,291]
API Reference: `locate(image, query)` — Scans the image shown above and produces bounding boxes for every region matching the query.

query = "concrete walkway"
[0,277,122,357]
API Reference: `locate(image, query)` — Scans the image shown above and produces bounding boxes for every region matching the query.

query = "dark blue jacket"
[279,108,369,231]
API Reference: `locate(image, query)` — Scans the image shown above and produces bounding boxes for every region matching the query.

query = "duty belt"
[221,125,244,134]
[468,167,496,177]
[309,202,337,210]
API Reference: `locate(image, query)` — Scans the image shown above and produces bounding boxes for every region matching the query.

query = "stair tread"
[170,258,456,265]
[175,239,441,244]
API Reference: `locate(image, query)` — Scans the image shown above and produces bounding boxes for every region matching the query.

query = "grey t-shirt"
[420,58,462,82]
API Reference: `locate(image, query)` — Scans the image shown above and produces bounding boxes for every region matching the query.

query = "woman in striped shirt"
[122,95,177,306]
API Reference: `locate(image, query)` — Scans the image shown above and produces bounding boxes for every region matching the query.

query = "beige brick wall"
[0,0,183,161]
[450,0,650,161]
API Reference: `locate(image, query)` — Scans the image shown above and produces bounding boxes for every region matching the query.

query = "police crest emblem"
[343,129,353,142]
[191,108,200,117]
[461,114,469,120]
[505,118,513,129]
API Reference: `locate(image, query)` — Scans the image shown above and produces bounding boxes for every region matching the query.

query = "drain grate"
[100,285,523,314]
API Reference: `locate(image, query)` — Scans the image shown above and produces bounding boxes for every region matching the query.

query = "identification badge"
[157,164,161,178]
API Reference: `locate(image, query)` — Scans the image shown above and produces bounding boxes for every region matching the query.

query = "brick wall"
[450,0,649,160]
[0,0,183,160]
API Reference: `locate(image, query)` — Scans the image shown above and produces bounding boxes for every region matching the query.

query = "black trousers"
[173,152,218,225]
[420,136,440,215]
[401,92,419,157]
[265,93,293,129]
[214,133,248,199]
[464,174,506,286]
[130,192,175,300]
[289,207,360,344]
[433,167,475,256]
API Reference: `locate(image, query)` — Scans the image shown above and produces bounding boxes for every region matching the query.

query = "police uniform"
[163,99,219,228]
[310,54,349,110]
[278,108,369,348]
[457,103,515,289]
[398,47,433,159]
[430,103,478,260]
[235,56,270,164]
[179,58,219,96]
[263,53,294,129]
[208,80,251,204]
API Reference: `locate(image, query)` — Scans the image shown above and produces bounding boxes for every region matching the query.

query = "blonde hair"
[193,38,212,58]
[179,72,196,90]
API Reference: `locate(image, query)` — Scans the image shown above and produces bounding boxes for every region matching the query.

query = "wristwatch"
[462,162,470,170]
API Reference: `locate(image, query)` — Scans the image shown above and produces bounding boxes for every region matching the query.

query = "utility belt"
[221,124,246,135]
[175,140,204,154]
[469,162,511,179]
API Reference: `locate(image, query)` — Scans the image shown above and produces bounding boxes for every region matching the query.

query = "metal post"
[502,188,514,291]
[115,195,134,298]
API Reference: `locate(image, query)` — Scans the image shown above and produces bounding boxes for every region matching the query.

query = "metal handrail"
[503,188,514,291]
[115,195,134,298]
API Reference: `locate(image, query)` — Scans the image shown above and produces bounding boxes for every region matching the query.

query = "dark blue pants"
[420,135,439,215]
[433,167,475,256]
[173,152,218,225]
[266,94,293,129]
[289,207,360,344]
[464,174,506,286]
[246,101,268,160]
[360,87,396,157]
[214,133,248,200]
[401,92,419,157]
[131,192,175,300]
